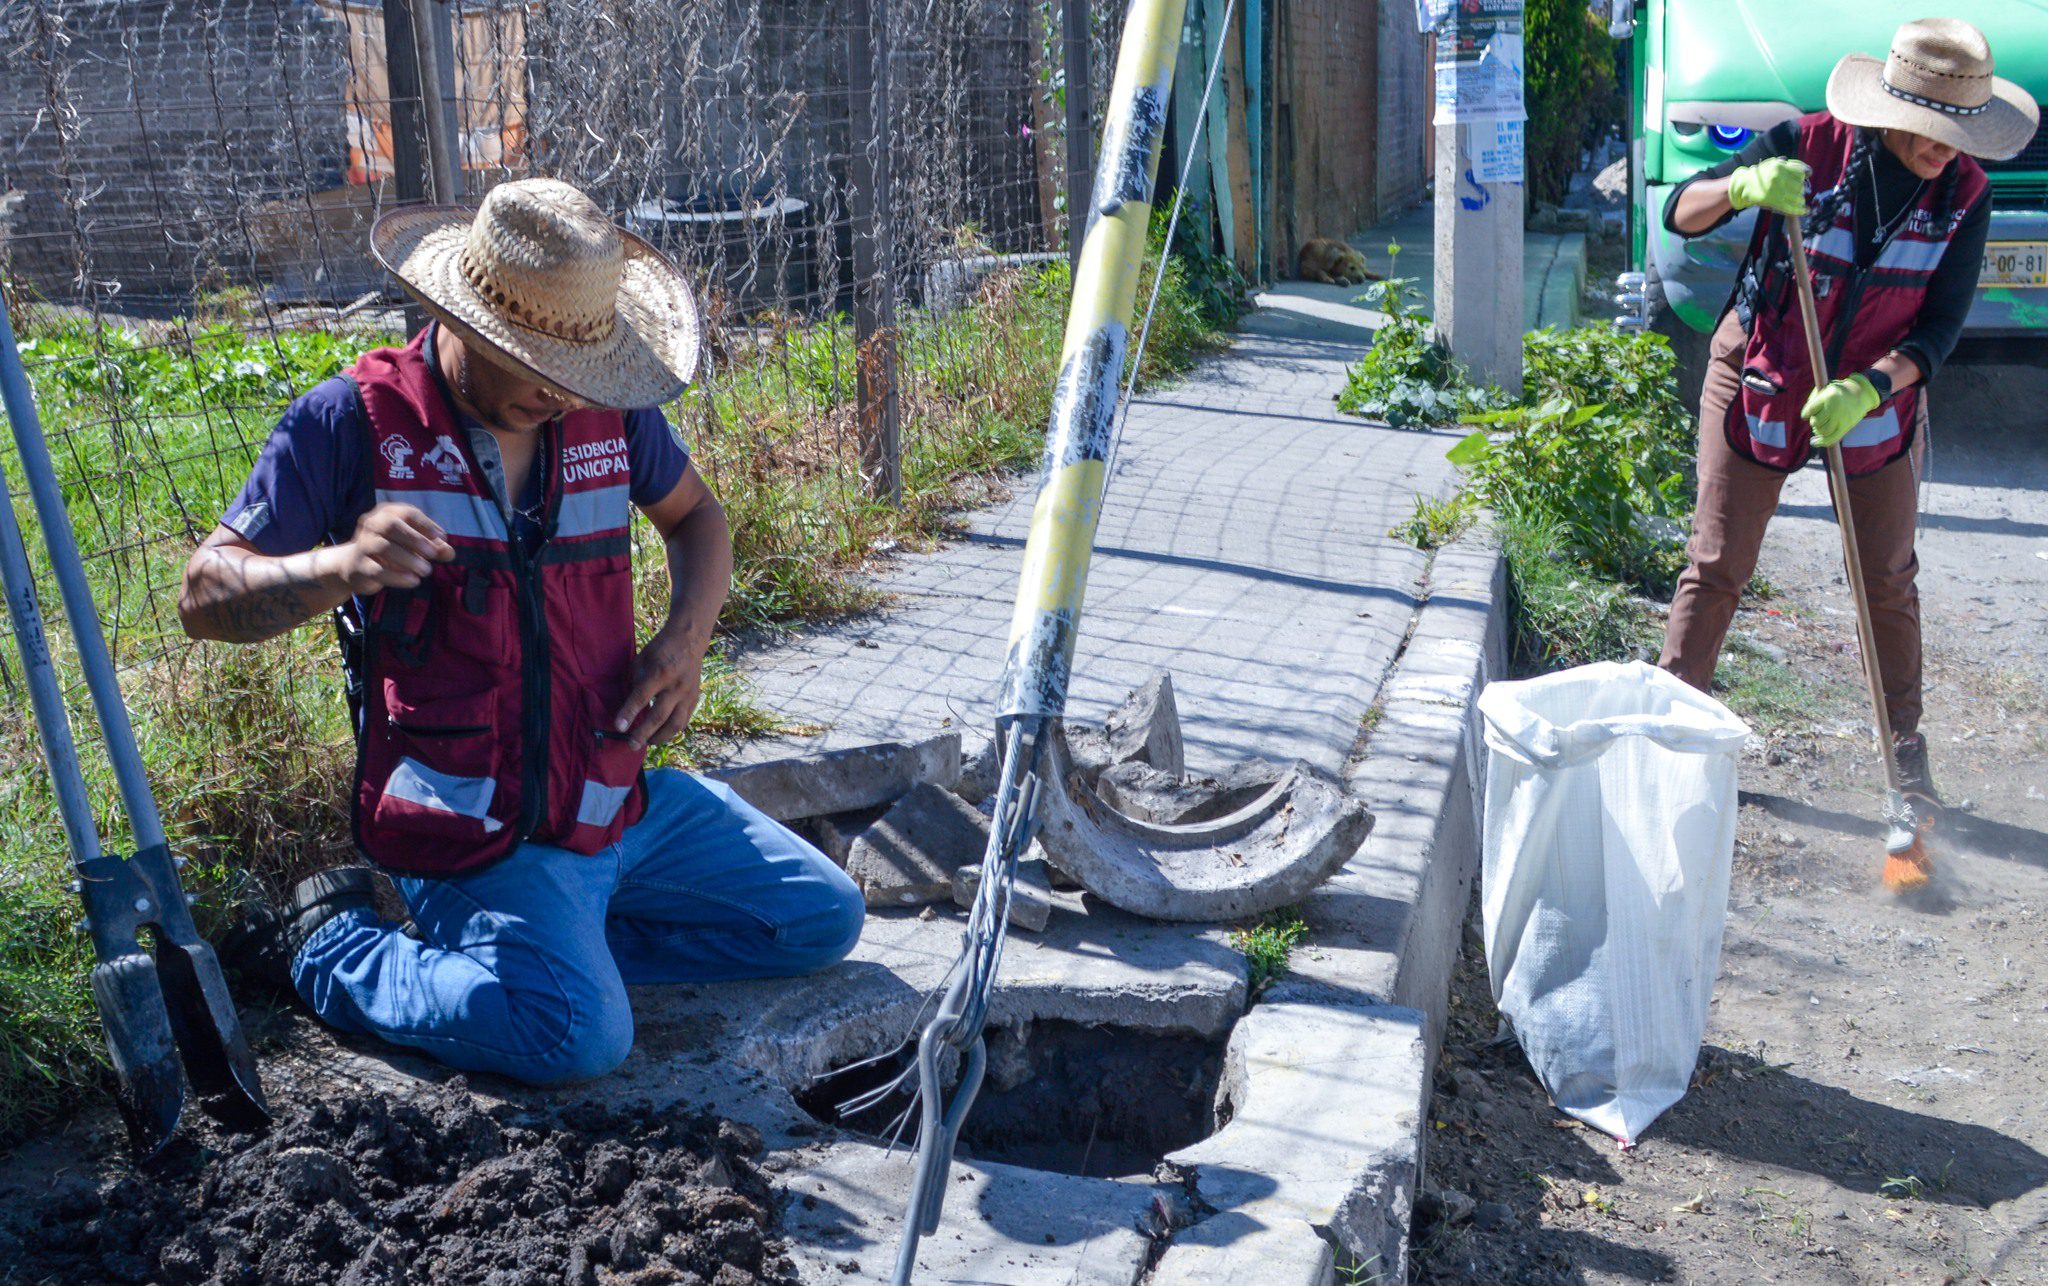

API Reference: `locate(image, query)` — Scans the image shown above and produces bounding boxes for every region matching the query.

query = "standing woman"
[1657,18,2037,882]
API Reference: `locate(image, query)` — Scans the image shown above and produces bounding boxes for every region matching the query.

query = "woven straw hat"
[371,179,699,410]
[1826,18,2038,161]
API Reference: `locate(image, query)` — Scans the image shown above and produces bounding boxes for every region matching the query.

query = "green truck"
[1611,0,2048,367]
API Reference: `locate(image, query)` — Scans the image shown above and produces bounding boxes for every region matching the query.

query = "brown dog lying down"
[1296,237,1382,286]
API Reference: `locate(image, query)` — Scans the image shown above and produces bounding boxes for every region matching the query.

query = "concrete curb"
[1149,526,1506,1284]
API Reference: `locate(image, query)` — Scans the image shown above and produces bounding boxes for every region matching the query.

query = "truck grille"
[1991,179,2048,211]
[1982,125,2048,175]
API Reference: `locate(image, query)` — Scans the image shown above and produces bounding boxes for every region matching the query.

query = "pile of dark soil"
[4,1078,798,1285]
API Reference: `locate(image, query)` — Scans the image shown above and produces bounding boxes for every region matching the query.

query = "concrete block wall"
[0,0,353,303]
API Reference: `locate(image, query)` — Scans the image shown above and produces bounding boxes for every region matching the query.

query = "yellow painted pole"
[997,0,1189,721]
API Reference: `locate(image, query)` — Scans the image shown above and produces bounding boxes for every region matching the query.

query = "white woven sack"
[1478,660,1751,1144]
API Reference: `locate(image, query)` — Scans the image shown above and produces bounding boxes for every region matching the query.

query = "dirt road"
[1413,355,2048,1284]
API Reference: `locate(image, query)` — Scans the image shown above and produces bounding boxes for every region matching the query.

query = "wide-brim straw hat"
[1827,17,2039,161]
[371,178,699,410]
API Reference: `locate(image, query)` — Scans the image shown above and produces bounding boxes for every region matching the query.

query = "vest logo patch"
[562,436,630,485]
[422,435,470,487]
[379,435,416,480]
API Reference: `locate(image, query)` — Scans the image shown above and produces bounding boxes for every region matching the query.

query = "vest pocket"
[368,689,510,845]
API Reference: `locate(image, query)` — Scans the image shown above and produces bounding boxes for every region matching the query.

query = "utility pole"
[1430,0,1524,395]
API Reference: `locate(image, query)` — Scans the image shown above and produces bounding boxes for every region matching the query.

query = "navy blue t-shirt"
[220,349,689,555]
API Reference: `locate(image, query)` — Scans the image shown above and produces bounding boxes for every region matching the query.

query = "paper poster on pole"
[1473,118,1525,183]
[1433,1,1527,125]
[1416,0,1454,31]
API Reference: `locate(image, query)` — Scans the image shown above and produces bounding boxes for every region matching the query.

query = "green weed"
[1230,911,1309,997]
[1335,254,1503,428]
[1391,491,1473,550]
[1880,1174,1925,1201]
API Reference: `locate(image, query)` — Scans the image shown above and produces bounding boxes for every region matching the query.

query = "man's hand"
[611,622,709,749]
[1803,374,1882,448]
[327,502,456,595]
[1727,157,1810,216]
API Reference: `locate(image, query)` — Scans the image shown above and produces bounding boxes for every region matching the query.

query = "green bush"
[1448,326,1693,590]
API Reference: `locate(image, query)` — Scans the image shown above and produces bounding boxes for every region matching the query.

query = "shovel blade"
[155,934,270,1132]
[89,952,187,1160]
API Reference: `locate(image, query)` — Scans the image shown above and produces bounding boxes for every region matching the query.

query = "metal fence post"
[849,0,902,504]
[381,0,430,334]
[1062,0,1094,273]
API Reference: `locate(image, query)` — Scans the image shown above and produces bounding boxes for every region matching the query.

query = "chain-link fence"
[0,0,1130,881]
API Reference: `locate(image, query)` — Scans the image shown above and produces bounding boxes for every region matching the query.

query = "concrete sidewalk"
[1273,200,1588,334]
[727,294,1469,778]
[648,284,1506,1282]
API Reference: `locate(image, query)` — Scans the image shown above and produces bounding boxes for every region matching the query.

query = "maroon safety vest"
[345,331,647,876]
[1726,113,1987,477]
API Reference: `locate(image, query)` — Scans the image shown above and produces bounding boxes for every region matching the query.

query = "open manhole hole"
[796,1020,1227,1179]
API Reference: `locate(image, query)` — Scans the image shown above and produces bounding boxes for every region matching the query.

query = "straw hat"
[1826,18,2039,161]
[371,179,699,410]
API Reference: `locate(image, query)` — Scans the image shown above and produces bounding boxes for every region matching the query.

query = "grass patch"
[0,233,1239,1145]
[1230,910,1309,997]
[1715,640,1829,732]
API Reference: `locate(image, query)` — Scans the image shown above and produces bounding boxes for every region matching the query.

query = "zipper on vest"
[511,421,562,841]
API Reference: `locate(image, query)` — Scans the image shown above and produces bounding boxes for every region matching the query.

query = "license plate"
[1981,241,2048,287]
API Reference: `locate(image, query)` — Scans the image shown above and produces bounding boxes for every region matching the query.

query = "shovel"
[0,290,269,1158]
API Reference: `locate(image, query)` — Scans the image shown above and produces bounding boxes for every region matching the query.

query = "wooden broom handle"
[1784,222,1903,791]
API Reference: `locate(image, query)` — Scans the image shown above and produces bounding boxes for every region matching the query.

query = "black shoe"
[219,867,382,995]
[1892,733,1943,816]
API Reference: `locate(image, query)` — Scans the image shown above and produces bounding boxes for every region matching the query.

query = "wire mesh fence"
[0,0,1129,882]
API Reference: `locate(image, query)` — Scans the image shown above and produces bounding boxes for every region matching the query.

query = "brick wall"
[1272,0,1428,271]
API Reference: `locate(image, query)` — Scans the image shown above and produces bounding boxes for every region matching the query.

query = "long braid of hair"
[1926,157,1962,234]
[1802,126,1879,241]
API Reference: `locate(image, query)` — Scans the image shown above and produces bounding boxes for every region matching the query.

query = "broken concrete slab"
[1095,758,1292,825]
[954,735,1000,805]
[775,1139,1161,1283]
[1036,732,1374,922]
[1151,1003,1429,1285]
[952,858,1055,933]
[1061,670,1185,782]
[845,781,989,908]
[708,733,961,822]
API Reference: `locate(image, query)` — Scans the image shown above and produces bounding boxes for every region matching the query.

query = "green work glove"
[1726,157,1810,216]
[1802,374,1882,448]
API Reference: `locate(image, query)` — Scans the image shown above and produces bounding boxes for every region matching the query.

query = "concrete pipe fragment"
[1033,725,1374,922]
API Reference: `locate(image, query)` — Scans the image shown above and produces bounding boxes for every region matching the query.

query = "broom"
[1783,221,1934,890]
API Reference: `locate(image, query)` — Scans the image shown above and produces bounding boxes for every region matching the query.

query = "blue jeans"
[293,769,864,1084]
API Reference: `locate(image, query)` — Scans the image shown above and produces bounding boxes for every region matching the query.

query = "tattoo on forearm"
[192,550,322,643]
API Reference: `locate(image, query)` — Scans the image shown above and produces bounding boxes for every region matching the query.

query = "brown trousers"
[1658,311,1924,734]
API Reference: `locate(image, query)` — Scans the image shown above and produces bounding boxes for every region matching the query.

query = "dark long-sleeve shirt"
[1663,120,1990,381]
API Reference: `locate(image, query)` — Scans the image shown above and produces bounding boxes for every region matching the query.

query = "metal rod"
[0,288,167,854]
[0,297,106,868]
[1785,223,1902,791]
[1062,0,1094,274]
